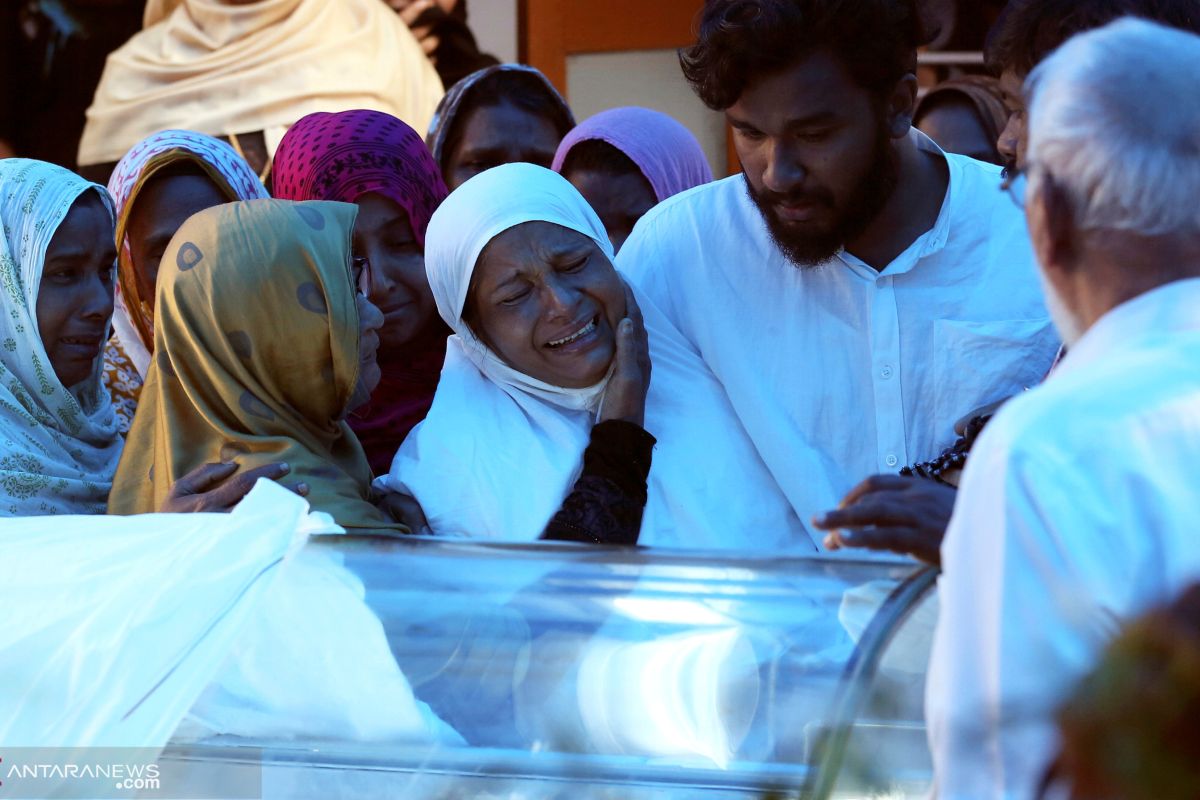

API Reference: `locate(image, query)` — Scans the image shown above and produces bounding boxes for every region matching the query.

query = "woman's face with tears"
[466,221,626,389]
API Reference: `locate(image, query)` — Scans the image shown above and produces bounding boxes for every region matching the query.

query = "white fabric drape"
[379,164,805,549]
[1,482,458,754]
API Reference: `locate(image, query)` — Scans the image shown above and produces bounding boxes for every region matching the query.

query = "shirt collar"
[1056,277,1200,374]
[836,129,955,279]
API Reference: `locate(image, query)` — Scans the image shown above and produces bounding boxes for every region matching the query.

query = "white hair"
[1026,17,1200,238]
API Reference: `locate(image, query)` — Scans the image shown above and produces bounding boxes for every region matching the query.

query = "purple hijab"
[551,107,713,202]
[272,110,449,475]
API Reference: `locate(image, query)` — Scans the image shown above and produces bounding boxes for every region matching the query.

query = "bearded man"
[617,0,1058,551]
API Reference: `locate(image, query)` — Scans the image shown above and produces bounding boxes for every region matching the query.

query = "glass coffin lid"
[162,536,938,799]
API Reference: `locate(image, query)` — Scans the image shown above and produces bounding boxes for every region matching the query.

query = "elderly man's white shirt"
[617,133,1057,551]
[927,277,1200,798]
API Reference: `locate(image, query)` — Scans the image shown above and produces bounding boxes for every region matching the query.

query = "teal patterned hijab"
[0,159,122,516]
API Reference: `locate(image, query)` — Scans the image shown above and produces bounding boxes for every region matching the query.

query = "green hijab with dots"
[109,199,401,531]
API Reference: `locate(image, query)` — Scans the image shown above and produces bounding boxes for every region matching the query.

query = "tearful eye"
[560,255,589,273]
[501,287,531,306]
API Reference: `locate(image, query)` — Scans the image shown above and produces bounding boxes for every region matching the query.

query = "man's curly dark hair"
[985,0,1200,77]
[679,0,929,111]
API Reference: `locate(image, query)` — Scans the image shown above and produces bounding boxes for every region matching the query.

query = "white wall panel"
[567,50,728,177]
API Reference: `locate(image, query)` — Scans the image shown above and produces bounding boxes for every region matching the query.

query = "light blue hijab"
[0,158,121,515]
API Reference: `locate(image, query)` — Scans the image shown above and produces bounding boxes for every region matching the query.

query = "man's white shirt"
[617,132,1058,550]
[927,277,1200,798]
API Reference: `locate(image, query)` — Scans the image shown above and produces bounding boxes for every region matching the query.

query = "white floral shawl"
[0,159,122,516]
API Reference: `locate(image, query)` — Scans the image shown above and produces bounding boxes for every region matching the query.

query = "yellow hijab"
[109,199,402,531]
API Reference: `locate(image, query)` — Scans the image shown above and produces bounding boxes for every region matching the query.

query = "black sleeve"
[542,420,656,546]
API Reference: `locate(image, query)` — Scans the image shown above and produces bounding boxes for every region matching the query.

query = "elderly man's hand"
[812,475,956,565]
[160,461,308,513]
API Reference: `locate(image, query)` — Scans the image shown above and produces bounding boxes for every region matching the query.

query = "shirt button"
[884,454,899,468]
[880,366,894,379]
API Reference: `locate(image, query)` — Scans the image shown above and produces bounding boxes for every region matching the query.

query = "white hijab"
[0,159,123,516]
[379,164,806,549]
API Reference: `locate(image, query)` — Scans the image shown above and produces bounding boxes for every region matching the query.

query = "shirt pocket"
[931,318,1059,432]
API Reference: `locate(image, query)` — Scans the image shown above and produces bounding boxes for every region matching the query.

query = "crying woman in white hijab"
[375,163,805,549]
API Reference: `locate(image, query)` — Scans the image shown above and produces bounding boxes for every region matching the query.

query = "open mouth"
[59,335,103,353]
[546,316,598,349]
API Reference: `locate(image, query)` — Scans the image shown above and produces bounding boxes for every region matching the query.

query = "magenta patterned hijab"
[272,110,447,245]
[551,106,713,202]
[271,110,450,476]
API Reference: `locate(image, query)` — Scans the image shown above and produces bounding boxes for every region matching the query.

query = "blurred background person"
[77,0,444,184]
[427,64,575,190]
[914,75,1009,165]
[1045,582,1200,799]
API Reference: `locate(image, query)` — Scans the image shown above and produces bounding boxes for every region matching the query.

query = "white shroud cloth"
[1,481,457,764]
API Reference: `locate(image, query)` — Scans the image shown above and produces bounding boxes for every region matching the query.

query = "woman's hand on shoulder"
[376,490,431,535]
[160,462,308,513]
[599,283,651,427]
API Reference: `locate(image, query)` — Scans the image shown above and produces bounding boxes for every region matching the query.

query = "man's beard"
[745,122,900,268]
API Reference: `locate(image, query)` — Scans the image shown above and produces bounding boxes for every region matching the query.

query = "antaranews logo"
[0,747,261,799]
[0,749,169,798]
[5,760,160,788]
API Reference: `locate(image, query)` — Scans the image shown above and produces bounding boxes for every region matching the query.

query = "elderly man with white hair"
[925,17,1200,799]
